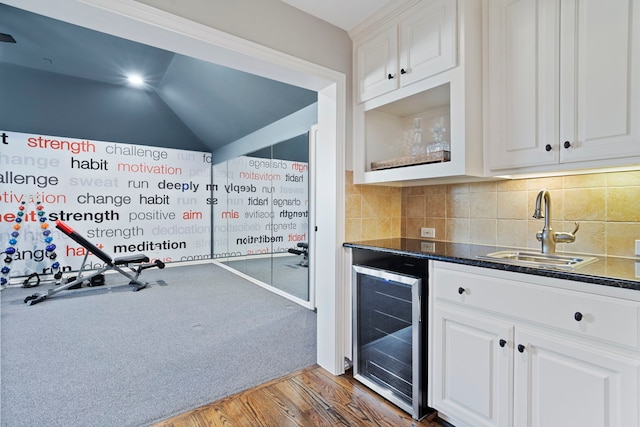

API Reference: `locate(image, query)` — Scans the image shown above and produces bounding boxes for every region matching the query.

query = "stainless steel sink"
[477,251,597,270]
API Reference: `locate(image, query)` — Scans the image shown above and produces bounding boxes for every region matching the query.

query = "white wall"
[134,0,352,75]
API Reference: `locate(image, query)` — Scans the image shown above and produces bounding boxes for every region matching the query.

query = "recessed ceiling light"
[127,74,145,87]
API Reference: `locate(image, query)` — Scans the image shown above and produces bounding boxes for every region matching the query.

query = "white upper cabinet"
[485,0,640,175]
[485,0,560,170]
[350,0,484,186]
[398,1,456,87]
[559,0,639,163]
[356,27,398,103]
[355,0,457,103]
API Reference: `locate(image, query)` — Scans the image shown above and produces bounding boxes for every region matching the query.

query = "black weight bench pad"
[24,220,163,305]
[113,255,150,265]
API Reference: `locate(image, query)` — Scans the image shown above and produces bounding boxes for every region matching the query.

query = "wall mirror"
[212,132,311,303]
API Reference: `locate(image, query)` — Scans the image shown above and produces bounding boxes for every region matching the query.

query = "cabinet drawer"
[433,265,640,350]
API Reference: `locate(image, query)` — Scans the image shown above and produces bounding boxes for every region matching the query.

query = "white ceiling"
[280,0,394,30]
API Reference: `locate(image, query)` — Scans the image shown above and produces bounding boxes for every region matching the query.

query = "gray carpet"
[0,262,317,427]
[222,254,309,301]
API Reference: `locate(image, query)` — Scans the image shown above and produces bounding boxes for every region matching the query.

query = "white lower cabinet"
[433,306,514,427]
[430,261,640,427]
[513,328,639,427]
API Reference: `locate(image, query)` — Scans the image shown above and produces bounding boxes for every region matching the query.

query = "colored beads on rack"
[1,198,63,286]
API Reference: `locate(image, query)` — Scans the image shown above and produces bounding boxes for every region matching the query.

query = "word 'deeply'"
[157,179,200,192]
[224,183,257,194]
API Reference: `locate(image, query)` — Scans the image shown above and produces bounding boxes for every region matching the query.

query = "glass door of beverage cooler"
[352,264,427,420]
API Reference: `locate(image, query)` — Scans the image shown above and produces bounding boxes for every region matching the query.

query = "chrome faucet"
[533,189,580,254]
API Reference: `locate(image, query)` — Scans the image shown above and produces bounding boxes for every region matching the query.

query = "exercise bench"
[287,242,309,267]
[24,220,165,305]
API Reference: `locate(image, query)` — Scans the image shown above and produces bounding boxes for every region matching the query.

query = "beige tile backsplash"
[345,170,640,258]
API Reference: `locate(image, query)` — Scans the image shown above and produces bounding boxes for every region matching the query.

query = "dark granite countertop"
[344,238,640,292]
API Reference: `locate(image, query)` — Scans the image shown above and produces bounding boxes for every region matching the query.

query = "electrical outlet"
[421,241,435,252]
[420,227,435,238]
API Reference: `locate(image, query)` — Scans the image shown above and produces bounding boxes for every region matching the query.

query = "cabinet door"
[514,328,640,427]
[559,0,640,164]
[355,26,398,103]
[432,306,514,427]
[486,0,559,170]
[398,0,457,88]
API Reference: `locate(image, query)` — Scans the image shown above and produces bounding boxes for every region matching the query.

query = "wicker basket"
[371,150,450,171]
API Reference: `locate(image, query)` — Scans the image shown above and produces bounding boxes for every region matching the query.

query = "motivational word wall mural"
[211,155,308,257]
[0,130,212,282]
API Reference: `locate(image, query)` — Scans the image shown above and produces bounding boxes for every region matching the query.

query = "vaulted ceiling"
[0,1,394,152]
[0,3,317,152]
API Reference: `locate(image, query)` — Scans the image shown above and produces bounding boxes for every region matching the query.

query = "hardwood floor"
[151,364,451,427]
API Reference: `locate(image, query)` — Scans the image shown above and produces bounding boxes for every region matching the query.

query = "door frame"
[6,0,347,375]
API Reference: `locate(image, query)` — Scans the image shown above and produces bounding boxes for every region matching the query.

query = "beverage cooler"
[352,257,429,420]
